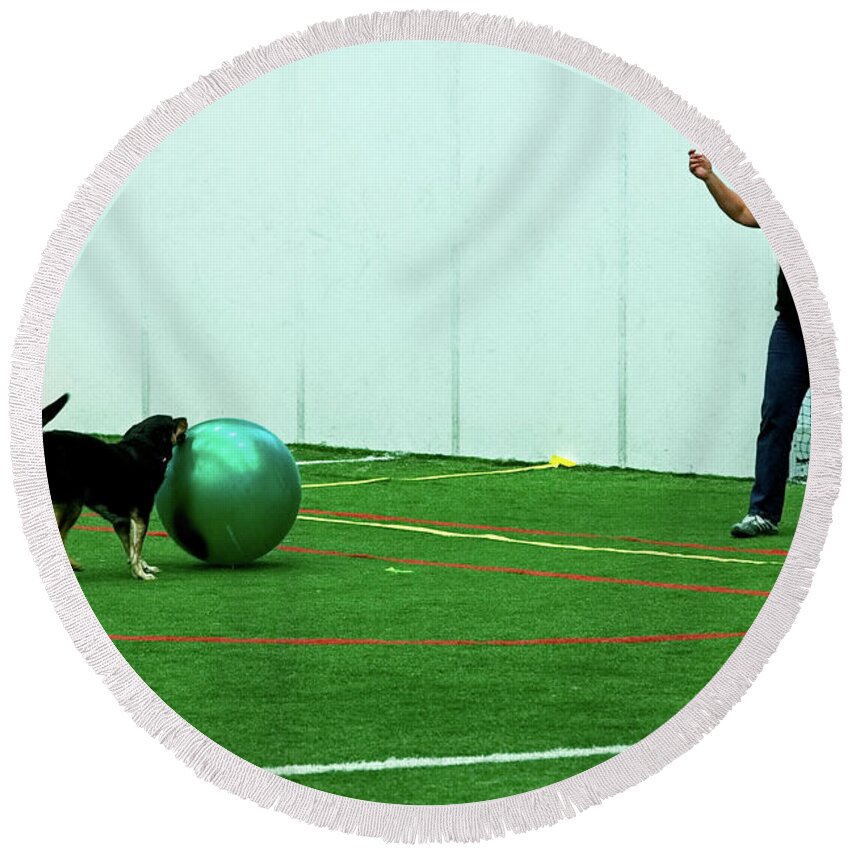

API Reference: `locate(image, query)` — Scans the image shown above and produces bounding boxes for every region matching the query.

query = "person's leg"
[738,317,809,533]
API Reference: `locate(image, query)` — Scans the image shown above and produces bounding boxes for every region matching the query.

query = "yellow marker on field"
[549,455,577,468]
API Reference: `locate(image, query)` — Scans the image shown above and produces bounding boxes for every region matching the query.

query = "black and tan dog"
[42,394,187,580]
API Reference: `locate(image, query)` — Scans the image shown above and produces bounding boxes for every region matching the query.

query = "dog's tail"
[42,393,70,427]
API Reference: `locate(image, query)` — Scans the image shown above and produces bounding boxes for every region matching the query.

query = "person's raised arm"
[688,149,759,228]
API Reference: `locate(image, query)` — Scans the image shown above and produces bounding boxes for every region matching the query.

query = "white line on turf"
[297,455,395,465]
[265,744,630,776]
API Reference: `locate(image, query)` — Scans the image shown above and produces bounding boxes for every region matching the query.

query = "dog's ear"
[42,393,70,428]
[173,418,188,444]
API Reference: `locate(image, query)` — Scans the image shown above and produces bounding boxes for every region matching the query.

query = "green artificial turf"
[67,445,804,805]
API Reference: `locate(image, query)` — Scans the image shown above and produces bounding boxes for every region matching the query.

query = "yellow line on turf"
[296,515,781,566]
[302,462,559,489]
[303,477,391,489]
[404,463,555,481]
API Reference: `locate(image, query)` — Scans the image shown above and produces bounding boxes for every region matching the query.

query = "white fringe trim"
[8,9,840,843]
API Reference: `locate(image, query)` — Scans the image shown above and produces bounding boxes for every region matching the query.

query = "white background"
[1,1,846,847]
[41,34,780,478]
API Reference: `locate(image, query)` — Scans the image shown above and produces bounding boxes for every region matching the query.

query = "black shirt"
[776,268,800,328]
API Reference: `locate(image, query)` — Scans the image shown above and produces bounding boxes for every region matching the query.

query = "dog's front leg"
[128,514,156,581]
[116,517,160,577]
[114,518,147,575]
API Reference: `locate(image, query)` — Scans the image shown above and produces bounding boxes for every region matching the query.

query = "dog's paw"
[141,561,161,575]
[131,564,157,581]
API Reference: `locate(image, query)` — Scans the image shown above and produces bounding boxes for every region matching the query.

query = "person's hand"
[688,149,713,181]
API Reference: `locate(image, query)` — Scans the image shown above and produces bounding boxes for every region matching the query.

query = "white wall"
[43,42,779,476]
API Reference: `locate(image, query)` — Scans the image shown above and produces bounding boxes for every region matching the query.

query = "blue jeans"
[749,315,810,524]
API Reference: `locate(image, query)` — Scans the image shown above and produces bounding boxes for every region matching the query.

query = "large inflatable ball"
[156,418,301,564]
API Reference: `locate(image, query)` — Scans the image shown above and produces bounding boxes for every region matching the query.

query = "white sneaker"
[731,514,779,538]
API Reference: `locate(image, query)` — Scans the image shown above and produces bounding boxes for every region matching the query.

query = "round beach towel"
[9,10,839,843]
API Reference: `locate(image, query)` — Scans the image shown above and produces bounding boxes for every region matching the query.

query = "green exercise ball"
[156,418,301,564]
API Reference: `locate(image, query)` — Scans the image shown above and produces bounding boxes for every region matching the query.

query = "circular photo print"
[13,10,835,842]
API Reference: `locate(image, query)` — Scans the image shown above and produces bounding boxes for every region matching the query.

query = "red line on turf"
[67,524,769,596]
[109,631,747,647]
[279,545,769,597]
[297,508,787,556]
[77,511,786,555]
